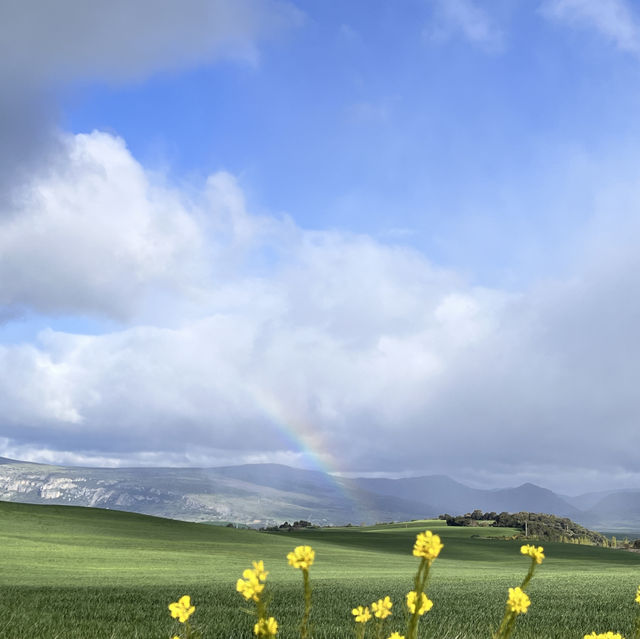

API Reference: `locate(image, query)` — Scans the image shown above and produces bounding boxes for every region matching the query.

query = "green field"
[1,501,639,638]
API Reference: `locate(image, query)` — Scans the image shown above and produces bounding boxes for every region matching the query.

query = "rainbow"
[247,384,381,524]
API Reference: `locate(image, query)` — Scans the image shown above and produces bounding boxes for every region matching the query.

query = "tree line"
[438,510,610,545]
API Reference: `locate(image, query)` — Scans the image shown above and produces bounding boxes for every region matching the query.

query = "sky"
[1,0,640,494]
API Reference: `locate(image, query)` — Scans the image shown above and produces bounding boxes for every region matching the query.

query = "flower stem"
[407,557,430,639]
[300,567,312,639]
[494,557,537,639]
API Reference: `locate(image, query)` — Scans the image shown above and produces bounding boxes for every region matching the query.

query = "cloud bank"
[1,132,640,493]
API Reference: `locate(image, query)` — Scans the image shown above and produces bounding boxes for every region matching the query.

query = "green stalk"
[257,596,267,625]
[493,557,538,639]
[518,560,536,592]
[493,609,510,639]
[184,619,201,639]
[300,567,312,639]
[406,557,431,639]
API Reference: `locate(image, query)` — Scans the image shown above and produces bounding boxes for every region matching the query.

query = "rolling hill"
[1,500,640,638]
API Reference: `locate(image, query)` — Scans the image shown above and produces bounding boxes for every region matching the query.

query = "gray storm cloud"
[0,0,300,84]
[0,0,300,204]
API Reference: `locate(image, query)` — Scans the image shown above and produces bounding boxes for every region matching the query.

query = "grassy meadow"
[1,500,639,638]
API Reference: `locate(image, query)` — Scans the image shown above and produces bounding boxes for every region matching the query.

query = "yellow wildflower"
[635,585,640,605]
[168,595,195,623]
[372,596,393,619]
[388,634,405,639]
[237,576,264,601]
[412,530,443,562]
[254,617,278,637]
[236,561,268,602]
[287,545,315,569]
[251,560,269,581]
[352,605,372,623]
[506,587,530,615]
[406,591,433,615]
[583,633,625,639]
[520,544,545,564]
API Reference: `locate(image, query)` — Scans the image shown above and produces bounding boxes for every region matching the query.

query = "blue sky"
[60,0,640,284]
[1,0,640,493]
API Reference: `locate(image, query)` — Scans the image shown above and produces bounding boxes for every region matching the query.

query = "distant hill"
[346,476,582,520]
[560,489,620,511]
[0,458,434,526]
[583,491,640,531]
[0,456,637,528]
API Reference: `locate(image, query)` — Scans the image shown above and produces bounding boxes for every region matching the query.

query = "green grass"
[1,501,639,638]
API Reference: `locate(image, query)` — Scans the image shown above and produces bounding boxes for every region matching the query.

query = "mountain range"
[0,456,638,532]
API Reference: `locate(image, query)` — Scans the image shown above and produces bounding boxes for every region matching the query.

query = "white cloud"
[426,0,504,51]
[541,0,640,54]
[0,132,204,319]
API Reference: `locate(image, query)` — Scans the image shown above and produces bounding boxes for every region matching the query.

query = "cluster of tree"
[261,520,316,532]
[438,510,496,526]
[439,511,608,545]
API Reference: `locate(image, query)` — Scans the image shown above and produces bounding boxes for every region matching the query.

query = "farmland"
[0,501,639,638]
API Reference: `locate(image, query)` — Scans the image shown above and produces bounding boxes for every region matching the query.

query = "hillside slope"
[2,501,640,639]
[0,458,436,526]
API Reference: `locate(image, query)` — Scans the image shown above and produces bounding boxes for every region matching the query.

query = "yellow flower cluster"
[352,605,372,623]
[520,544,545,564]
[287,545,315,570]
[412,530,443,562]
[168,595,195,623]
[506,587,530,615]
[254,616,278,637]
[372,596,393,619]
[251,559,269,581]
[406,591,433,615]
[168,525,640,639]
[237,560,269,602]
